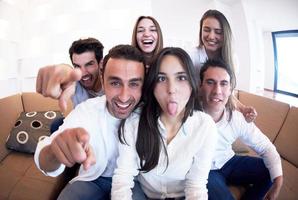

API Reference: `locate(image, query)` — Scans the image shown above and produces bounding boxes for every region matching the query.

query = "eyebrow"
[205,78,229,83]
[137,25,156,29]
[107,76,121,81]
[129,78,143,82]
[107,76,143,82]
[157,71,187,75]
[203,26,222,31]
[85,60,95,65]
[73,60,94,67]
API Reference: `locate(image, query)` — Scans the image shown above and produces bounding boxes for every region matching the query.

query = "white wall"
[240,0,298,92]
[0,0,297,98]
[0,0,154,98]
[0,0,23,97]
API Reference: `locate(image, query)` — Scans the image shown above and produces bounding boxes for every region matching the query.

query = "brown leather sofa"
[0,91,297,199]
[0,92,73,200]
[230,90,298,200]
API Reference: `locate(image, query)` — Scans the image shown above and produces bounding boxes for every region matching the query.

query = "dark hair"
[134,47,200,172]
[102,44,146,78]
[198,9,234,72]
[131,16,164,66]
[69,37,104,64]
[200,59,236,121]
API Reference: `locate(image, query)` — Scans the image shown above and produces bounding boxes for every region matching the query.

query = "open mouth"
[210,97,222,102]
[115,101,132,110]
[142,39,154,45]
[206,40,218,46]
[81,75,92,81]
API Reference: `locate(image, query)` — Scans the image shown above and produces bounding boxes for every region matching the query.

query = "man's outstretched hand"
[51,128,96,170]
[36,64,82,112]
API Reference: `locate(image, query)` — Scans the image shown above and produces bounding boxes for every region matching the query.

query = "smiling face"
[153,55,192,120]
[136,18,158,54]
[103,58,144,119]
[72,51,100,90]
[200,66,231,118]
[201,17,224,57]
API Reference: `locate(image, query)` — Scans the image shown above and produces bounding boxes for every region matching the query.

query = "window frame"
[272,30,298,98]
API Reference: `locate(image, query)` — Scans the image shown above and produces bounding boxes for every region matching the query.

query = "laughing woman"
[131,16,163,68]
[112,47,217,200]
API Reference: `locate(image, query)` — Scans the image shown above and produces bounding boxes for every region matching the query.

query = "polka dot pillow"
[6,111,63,154]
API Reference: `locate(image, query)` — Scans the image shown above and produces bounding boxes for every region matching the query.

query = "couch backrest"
[274,106,298,167]
[22,92,73,116]
[238,90,290,142]
[0,94,23,161]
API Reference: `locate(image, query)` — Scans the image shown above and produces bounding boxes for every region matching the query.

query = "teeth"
[211,98,221,102]
[116,102,130,109]
[142,39,153,44]
[207,41,216,45]
[82,76,90,81]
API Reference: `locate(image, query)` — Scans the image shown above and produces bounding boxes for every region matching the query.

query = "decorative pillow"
[6,111,63,154]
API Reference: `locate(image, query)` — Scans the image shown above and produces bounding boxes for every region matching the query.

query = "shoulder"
[125,108,141,125]
[188,47,200,59]
[184,111,217,142]
[227,110,258,136]
[192,110,214,122]
[187,111,216,130]
[73,95,107,114]
[188,46,207,69]
[230,110,249,124]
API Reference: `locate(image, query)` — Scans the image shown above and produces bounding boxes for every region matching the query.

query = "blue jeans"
[57,176,146,200]
[50,117,64,133]
[207,155,272,200]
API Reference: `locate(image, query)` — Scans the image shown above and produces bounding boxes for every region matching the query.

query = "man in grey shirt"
[36,37,104,111]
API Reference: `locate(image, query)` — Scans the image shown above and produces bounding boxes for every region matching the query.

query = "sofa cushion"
[274,106,298,167]
[277,158,298,200]
[9,177,61,200]
[0,152,67,200]
[0,152,33,199]
[22,92,73,116]
[6,111,63,153]
[0,94,23,162]
[0,165,23,199]
[238,91,290,142]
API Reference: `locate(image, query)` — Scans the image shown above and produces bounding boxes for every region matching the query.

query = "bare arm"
[264,175,283,200]
[233,95,257,123]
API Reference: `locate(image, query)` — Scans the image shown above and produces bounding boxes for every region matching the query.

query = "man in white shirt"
[199,59,283,200]
[34,45,146,200]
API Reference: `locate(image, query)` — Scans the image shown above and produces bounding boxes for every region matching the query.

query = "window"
[272,30,298,97]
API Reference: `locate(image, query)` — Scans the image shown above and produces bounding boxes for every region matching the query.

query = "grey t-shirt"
[71,82,104,107]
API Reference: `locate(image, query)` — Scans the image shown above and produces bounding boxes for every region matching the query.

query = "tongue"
[167,102,178,116]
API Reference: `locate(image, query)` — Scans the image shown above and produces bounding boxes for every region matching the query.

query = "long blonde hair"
[198,10,234,72]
